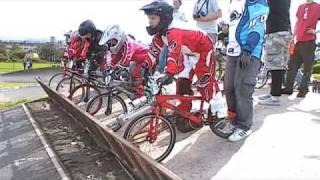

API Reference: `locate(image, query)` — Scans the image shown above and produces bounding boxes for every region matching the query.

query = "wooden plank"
[36,78,182,180]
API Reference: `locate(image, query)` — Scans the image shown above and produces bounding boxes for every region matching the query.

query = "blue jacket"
[228,0,269,60]
[238,0,269,59]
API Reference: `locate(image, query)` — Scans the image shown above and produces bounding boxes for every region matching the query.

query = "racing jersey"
[227,0,269,60]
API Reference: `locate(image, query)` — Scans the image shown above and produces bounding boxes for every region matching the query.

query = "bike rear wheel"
[123,113,176,162]
[256,69,269,89]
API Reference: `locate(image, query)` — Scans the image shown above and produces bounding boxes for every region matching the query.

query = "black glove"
[239,51,252,69]
[157,74,174,86]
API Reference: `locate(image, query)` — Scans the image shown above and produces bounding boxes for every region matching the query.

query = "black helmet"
[78,20,96,36]
[140,0,174,36]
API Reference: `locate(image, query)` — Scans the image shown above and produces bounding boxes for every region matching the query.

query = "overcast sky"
[0,0,315,43]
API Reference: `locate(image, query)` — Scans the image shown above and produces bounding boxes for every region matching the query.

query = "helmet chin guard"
[99,24,126,54]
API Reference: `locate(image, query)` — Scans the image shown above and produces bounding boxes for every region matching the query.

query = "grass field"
[0,62,61,73]
[0,82,35,88]
[0,99,32,109]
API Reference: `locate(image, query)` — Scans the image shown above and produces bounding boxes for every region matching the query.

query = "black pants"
[285,41,315,93]
[270,70,285,96]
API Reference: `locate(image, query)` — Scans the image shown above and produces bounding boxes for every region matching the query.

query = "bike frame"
[153,95,205,124]
[146,94,206,142]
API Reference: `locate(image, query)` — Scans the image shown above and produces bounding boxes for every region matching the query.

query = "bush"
[313,63,320,74]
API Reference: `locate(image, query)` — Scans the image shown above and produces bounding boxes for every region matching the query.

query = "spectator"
[282,0,320,98]
[224,0,269,142]
[258,0,292,106]
[193,0,222,43]
[23,54,28,70]
[173,0,187,22]
[217,21,229,47]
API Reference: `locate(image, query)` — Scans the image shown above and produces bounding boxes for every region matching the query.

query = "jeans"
[157,46,169,73]
[224,56,261,130]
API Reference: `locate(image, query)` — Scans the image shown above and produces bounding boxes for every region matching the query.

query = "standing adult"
[259,0,292,105]
[193,0,222,43]
[282,0,320,98]
[224,0,269,142]
[173,0,187,22]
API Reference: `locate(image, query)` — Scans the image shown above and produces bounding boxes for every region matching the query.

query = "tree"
[0,42,6,55]
[0,42,7,61]
[37,43,61,62]
[9,43,25,60]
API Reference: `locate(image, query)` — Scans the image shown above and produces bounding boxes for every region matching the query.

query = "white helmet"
[99,24,126,54]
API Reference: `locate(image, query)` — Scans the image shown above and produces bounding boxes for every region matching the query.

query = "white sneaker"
[258,94,271,100]
[258,96,280,106]
[228,128,252,142]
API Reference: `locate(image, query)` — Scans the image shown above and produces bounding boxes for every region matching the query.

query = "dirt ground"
[27,100,130,180]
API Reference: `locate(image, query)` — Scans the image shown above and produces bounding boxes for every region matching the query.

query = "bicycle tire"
[210,118,234,139]
[56,76,82,97]
[69,83,101,105]
[86,91,128,118]
[255,71,270,89]
[49,72,69,87]
[123,113,176,162]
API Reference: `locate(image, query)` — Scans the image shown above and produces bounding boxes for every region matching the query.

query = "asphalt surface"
[0,68,61,83]
[163,89,320,180]
[1,69,320,179]
[0,106,60,180]
[0,68,61,102]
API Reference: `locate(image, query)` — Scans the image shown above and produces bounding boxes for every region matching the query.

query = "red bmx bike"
[123,75,233,162]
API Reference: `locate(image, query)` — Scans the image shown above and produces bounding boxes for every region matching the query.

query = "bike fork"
[105,93,113,116]
[148,116,160,143]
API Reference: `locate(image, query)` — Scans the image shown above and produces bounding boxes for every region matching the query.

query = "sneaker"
[228,128,252,142]
[258,96,280,106]
[281,88,293,95]
[258,94,272,100]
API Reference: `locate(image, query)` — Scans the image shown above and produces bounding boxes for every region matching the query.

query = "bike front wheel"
[69,84,101,108]
[123,113,176,162]
[49,72,69,88]
[56,76,82,98]
[86,92,128,120]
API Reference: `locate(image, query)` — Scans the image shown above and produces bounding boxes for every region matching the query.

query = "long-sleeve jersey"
[64,31,90,61]
[227,0,269,60]
[104,37,151,68]
[148,20,214,76]
[64,30,104,62]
